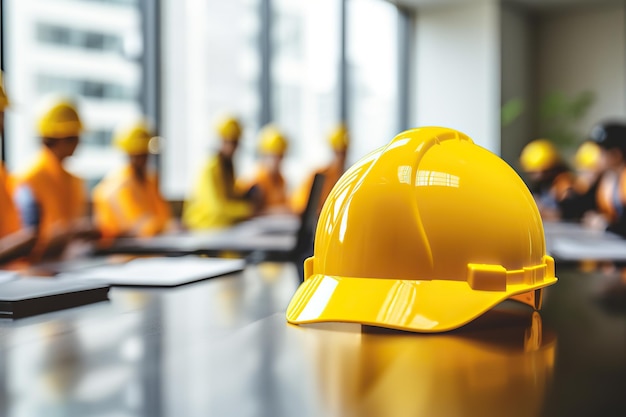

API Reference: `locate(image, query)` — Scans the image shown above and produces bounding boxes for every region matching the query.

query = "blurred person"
[14,97,99,260]
[584,122,626,236]
[519,139,574,221]
[0,72,36,264]
[182,115,256,230]
[92,119,172,238]
[292,123,349,213]
[239,124,290,214]
[559,141,603,221]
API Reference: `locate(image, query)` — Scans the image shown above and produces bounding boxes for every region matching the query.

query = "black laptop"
[0,277,110,319]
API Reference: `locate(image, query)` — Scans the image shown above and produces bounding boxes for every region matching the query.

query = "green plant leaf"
[537,90,596,149]
[501,98,525,127]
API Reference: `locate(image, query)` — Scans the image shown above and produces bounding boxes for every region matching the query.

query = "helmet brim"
[286,274,557,333]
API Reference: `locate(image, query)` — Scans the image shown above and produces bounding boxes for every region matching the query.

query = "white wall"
[500,5,532,166]
[413,0,500,153]
[536,3,626,139]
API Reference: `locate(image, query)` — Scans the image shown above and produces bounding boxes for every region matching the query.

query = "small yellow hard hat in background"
[257,124,288,156]
[113,119,155,155]
[574,141,601,171]
[519,139,559,172]
[36,96,83,139]
[328,123,349,151]
[215,115,242,142]
[0,72,10,110]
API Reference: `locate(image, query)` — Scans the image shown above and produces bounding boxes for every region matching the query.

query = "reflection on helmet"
[520,139,560,172]
[258,124,288,156]
[113,119,154,155]
[296,310,555,417]
[286,127,557,332]
[37,97,83,139]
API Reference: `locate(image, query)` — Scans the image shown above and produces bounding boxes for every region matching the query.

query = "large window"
[162,0,403,199]
[2,0,406,198]
[347,0,400,161]
[161,0,260,198]
[3,0,144,189]
[271,0,341,186]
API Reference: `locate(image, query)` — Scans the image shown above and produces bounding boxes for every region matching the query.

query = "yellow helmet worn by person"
[0,72,9,110]
[114,119,154,155]
[37,97,83,139]
[215,115,242,142]
[328,123,349,151]
[286,126,557,333]
[574,141,601,171]
[520,139,559,172]
[258,124,288,155]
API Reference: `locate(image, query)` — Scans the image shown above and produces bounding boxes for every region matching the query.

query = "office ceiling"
[392,0,622,12]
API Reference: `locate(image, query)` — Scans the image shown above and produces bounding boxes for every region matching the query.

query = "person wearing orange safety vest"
[584,122,626,236]
[182,115,256,230]
[0,72,36,263]
[291,123,349,213]
[14,97,99,260]
[239,124,291,213]
[519,139,575,221]
[92,120,172,238]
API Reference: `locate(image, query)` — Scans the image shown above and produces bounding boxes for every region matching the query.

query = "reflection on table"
[0,263,625,416]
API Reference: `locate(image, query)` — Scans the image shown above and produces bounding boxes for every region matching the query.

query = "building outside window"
[3,0,143,190]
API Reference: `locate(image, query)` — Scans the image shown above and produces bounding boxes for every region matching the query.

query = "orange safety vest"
[291,163,344,214]
[0,162,20,238]
[92,165,171,238]
[596,168,626,222]
[16,147,86,241]
[242,166,288,211]
[552,172,574,201]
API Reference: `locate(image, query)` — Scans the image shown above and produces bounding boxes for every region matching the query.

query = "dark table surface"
[0,262,625,417]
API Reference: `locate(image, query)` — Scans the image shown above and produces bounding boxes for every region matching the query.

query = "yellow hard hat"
[328,123,349,151]
[286,127,557,333]
[258,124,288,155]
[575,141,601,171]
[215,115,242,141]
[37,97,83,139]
[113,119,153,155]
[519,139,559,172]
[0,72,9,110]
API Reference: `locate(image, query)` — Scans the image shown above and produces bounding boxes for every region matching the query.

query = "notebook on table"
[58,256,246,287]
[0,271,17,284]
[0,278,110,319]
